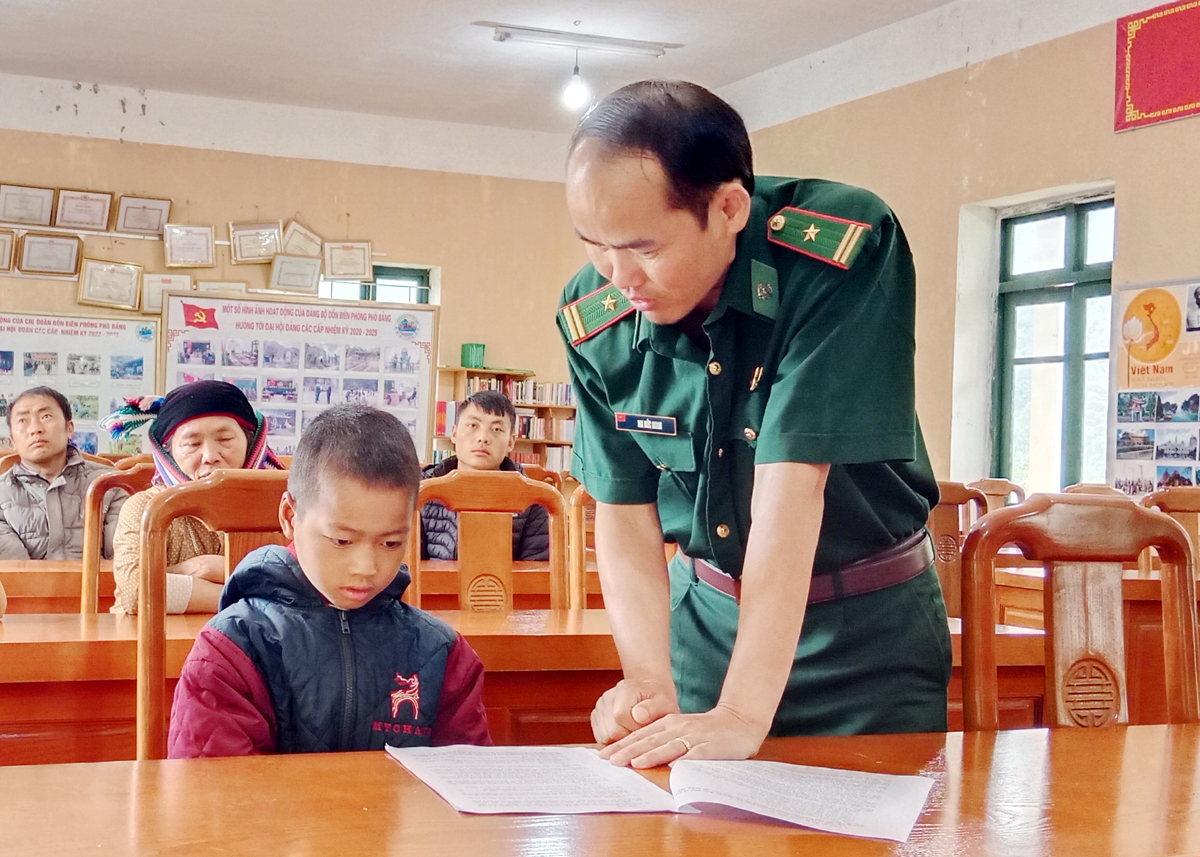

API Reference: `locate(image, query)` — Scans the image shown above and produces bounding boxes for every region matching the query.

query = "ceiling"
[0,0,959,134]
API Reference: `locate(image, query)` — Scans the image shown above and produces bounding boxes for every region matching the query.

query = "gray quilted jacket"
[0,448,126,560]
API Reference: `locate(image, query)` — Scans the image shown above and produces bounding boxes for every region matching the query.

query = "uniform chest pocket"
[633,432,698,474]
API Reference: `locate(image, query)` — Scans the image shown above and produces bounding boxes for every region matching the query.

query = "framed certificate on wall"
[115,196,172,236]
[324,241,372,280]
[54,190,114,230]
[16,233,82,275]
[163,224,215,268]
[77,258,143,311]
[0,184,55,226]
[229,221,283,264]
[0,229,14,271]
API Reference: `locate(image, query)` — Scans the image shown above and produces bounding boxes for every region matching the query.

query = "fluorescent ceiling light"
[475,22,682,58]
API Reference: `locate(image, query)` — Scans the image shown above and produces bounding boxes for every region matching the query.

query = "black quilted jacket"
[419,457,550,561]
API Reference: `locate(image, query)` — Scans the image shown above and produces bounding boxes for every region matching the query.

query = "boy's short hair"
[288,405,420,513]
[8,386,72,428]
[456,390,516,429]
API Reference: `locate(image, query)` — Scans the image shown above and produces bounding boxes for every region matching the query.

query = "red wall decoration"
[1116,1,1200,132]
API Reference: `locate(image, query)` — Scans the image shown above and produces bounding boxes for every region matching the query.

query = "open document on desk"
[386,745,933,843]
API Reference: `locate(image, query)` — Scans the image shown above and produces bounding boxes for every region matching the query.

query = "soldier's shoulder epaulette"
[766,206,871,270]
[558,282,633,347]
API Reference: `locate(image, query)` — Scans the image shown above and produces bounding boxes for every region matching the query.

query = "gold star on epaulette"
[767,207,871,269]
[559,283,634,346]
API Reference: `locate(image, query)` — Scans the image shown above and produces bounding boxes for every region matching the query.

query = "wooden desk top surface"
[3,724,1196,856]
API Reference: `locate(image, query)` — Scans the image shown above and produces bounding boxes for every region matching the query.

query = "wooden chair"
[137,469,290,760]
[0,453,18,475]
[404,469,573,613]
[961,493,1200,731]
[80,462,155,612]
[115,453,153,470]
[968,478,1026,513]
[1065,482,1128,497]
[522,464,563,492]
[927,481,988,617]
[568,485,596,607]
[96,452,127,464]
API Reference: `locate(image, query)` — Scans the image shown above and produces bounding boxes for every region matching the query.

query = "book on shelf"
[434,400,459,438]
[544,446,569,472]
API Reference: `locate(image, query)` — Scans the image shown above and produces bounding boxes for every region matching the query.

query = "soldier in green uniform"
[557,81,950,767]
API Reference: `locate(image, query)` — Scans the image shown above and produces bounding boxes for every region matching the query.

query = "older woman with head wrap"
[101,380,283,614]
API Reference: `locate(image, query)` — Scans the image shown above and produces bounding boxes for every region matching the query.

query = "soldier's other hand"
[598,703,768,769]
[591,678,678,746]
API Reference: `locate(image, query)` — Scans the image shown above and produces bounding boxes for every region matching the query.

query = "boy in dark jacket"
[421,390,549,561]
[168,405,491,757]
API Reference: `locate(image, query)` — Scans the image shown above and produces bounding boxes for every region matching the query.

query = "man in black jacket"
[420,390,550,561]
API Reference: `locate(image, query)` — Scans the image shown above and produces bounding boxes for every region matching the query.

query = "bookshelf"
[434,366,575,470]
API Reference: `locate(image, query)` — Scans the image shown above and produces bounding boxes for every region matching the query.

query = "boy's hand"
[590,678,679,745]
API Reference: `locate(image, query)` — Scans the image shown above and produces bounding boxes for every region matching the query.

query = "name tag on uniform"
[614,412,677,436]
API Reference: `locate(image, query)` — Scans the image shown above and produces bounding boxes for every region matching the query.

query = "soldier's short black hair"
[8,386,72,428]
[568,80,754,228]
[456,390,516,429]
[288,404,420,514]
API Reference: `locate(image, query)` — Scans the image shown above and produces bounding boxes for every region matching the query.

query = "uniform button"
[769,213,787,232]
[716,524,730,538]
[656,462,669,471]
[743,428,757,441]
[707,361,722,376]
[717,447,724,457]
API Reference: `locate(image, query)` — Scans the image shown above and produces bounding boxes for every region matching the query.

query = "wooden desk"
[418,561,605,610]
[0,559,115,613]
[0,611,1046,766]
[3,724,1198,856]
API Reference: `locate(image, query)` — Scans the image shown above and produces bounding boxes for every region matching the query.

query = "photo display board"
[0,311,158,454]
[1111,279,1200,495]
[161,292,438,459]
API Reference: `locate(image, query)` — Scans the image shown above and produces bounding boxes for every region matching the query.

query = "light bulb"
[562,65,589,109]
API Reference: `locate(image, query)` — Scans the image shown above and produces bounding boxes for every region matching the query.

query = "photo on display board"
[0,394,9,420]
[305,343,340,371]
[1158,465,1194,488]
[1116,428,1155,460]
[66,353,101,376]
[71,432,98,455]
[262,408,297,436]
[345,346,380,373]
[222,339,259,367]
[302,377,338,405]
[383,380,419,408]
[342,378,378,405]
[384,346,420,374]
[1156,390,1199,422]
[263,341,300,370]
[24,352,57,377]
[1113,462,1156,496]
[110,355,143,380]
[302,410,322,432]
[179,341,216,366]
[1155,427,1197,460]
[262,377,298,404]
[177,372,214,386]
[0,351,12,375]
[225,377,257,401]
[68,395,99,420]
[111,435,143,456]
[1117,391,1158,423]
[1186,285,1200,332]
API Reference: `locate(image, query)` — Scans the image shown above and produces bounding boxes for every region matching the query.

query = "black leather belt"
[679,529,935,604]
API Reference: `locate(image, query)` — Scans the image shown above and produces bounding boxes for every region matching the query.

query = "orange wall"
[0,129,586,383]
[750,23,1200,475]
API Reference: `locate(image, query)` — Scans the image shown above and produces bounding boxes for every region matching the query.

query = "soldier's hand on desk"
[170,554,226,584]
[591,678,679,746]
[598,703,768,769]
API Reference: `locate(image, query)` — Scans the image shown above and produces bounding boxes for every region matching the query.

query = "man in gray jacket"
[0,387,125,560]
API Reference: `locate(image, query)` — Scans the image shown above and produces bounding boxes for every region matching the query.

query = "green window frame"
[319,265,431,304]
[993,200,1114,489]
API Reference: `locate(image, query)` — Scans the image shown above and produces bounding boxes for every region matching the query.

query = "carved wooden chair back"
[404,469,572,613]
[967,478,1026,513]
[522,465,564,492]
[136,469,290,760]
[115,453,153,470]
[568,485,596,606]
[1142,487,1200,572]
[927,481,988,617]
[80,462,154,613]
[0,453,18,475]
[961,493,1199,731]
[1064,482,1128,497]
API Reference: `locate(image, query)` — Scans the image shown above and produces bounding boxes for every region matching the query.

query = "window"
[994,201,1114,492]
[318,265,430,304]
